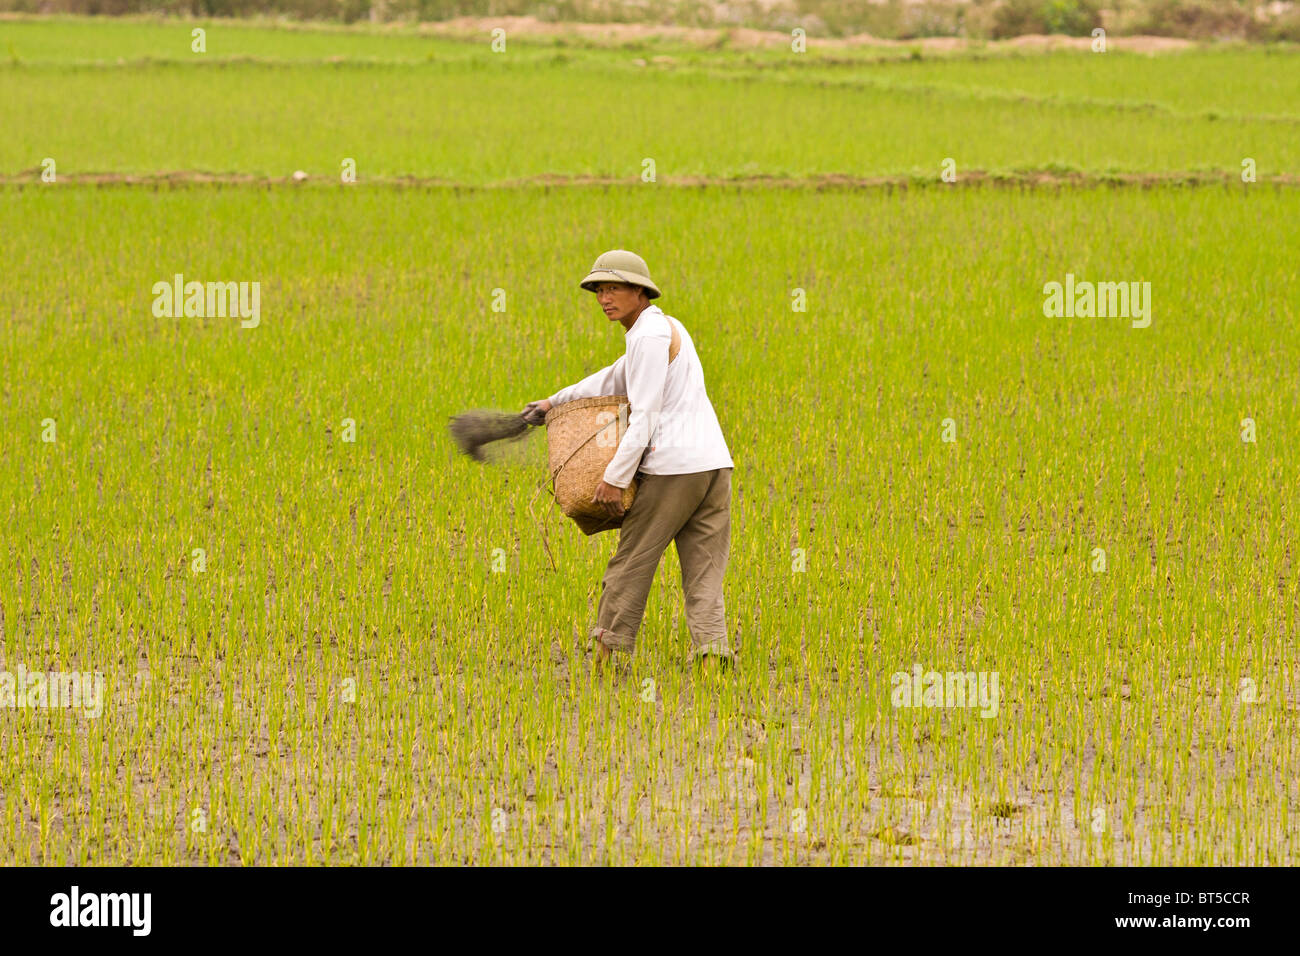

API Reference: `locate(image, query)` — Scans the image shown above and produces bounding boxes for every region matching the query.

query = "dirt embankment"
[416,15,1194,53]
[5,170,1289,188]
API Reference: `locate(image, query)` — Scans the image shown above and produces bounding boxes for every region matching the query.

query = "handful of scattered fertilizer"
[448,409,535,462]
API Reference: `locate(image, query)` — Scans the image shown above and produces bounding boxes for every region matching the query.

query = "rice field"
[0,15,1296,865]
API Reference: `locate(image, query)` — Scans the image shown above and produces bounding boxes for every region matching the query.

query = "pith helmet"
[579,249,661,299]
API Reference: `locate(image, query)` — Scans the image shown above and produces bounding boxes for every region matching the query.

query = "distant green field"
[1,17,1296,865]
[2,17,1299,179]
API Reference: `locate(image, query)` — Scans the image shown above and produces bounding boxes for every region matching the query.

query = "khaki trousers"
[591,467,734,661]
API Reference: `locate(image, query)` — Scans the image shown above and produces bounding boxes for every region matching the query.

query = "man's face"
[594,282,648,324]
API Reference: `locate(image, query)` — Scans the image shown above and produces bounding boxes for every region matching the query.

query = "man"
[522,250,736,672]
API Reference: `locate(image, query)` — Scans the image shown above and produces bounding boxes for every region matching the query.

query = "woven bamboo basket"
[544,395,639,536]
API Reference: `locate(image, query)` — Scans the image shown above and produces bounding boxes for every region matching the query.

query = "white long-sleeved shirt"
[547,305,734,489]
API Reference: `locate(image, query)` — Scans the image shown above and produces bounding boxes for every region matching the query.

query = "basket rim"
[544,394,629,425]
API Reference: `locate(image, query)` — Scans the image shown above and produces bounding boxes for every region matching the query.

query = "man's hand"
[521,398,552,426]
[593,479,625,517]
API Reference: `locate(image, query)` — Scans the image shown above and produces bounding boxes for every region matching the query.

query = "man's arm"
[547,355,627,408]
[602,330,670,489]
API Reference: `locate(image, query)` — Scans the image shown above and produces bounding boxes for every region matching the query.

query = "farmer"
[522,250,736,670]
